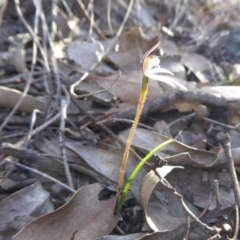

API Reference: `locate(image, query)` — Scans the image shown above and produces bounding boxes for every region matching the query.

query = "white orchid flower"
[142,54,187,91]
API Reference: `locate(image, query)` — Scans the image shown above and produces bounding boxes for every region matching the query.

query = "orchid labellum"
[114,41,186,214]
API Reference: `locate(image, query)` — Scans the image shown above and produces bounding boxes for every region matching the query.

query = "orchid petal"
[146,67,174,76]
[148,74,187,90]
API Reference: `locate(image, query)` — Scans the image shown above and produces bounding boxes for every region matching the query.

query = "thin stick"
[60,99,74,189]
[218,132,240,206]
[233,205,239,239]
[4,158,75,193]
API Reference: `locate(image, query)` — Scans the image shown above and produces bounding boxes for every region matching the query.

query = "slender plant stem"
[116,138,173,213]
[114,76,149,214]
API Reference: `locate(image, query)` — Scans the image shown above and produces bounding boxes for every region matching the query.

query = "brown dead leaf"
[0,182,53,240]
[0,87,45,113]
[140,169,186,232]
[14,183,118,240]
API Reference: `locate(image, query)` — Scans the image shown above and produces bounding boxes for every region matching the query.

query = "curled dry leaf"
[0,182,53,240]
[140,168,186,232]
[120,128,240,167]
[14,183,118,240]
[119,128,217,168]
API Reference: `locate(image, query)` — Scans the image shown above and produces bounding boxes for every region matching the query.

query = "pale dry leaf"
[160,40,179,56]
[159,55,186,80]
[66,39,104,71]
[200,86,240,101]
[65,143,150,203]
[93,63,163,104]
[0,182,53,240]
[0,87,45,113]
[156,165,184,178]
[65,144,121,184]
[228,64,240,85]
[229,129,240,149]
[181,52,212,83]
[102,27,157,69]
[73,79,113,105]
[14,183,118,240]
[140,170,186,232]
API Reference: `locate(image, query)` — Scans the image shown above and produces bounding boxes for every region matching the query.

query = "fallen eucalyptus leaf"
[0,182,53,240]
[0,87,45,113]
[14,183,118,240]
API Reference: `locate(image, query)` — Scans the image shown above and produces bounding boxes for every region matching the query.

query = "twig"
[232,205,239,240]
[198,192,213,219]
[202,116,240,131]
[107,0,113,35]
[72,71,121,99]
[0,0,8,27]
[51,0,57,40]
[97,117,155,131]
[217,132,240,207]
[61,0,73,17]
[76,0,106,39]
[156,173,221,235]
[184,216,191,240]
[59,99,74,189]
[106,90,240,128]
[169,0,188,31]
[14,0,50,93]
[213,179,221,211]
[173,187,219,234]
[70,0,134,98]
[4,158,75,193]
[0,19,38,132]
[87,0,94,38]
